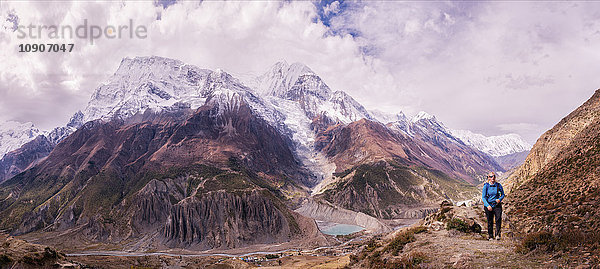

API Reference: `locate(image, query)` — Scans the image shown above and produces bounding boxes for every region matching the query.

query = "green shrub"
[446,218,471,233]
[21,255,39,265]
[364,239,379,252]
[472,224,482,234]
[43,247,59,259]
[368,252,428,269]
[383,226,427,256]
[435,206,452,221]
[520,230,600,253]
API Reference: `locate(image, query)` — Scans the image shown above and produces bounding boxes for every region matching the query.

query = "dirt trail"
[385,204,569,268]
[403,228,559,268]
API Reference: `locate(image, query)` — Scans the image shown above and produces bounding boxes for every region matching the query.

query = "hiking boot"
[495,236,501,240]
[488,237,494,241]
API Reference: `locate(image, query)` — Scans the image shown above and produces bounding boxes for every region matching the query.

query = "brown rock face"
[316,119,411,168]
[506,89,600,237]
[507,89,600,192]
[134,93,304,182]
[163,190,297,249]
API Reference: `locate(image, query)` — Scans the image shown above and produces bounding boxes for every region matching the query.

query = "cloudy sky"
[1,1,600,144]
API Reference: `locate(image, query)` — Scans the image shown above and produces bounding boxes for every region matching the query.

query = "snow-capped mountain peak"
[369,110,408,124]
[411,111,436,123]
[410,111,450,136]
[0,121,44,159]
[406,111,531,157]
[115,56,185,77]
[83,56,214,123]
[450,129,532,157]
[251,60,315,98]
[205,89,245,115]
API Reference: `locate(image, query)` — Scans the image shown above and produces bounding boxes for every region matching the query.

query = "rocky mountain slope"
[315,117,502,185]
[0,114,84,184]
[0,92,325,251]
[506,89,600,241]
[493,150,530,171]
[346,203,573,269]
[315,160,476,219]
[506,89,600,192]
[0,233,81,268]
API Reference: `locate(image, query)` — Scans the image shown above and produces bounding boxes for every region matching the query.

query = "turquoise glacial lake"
[318,223,365,235]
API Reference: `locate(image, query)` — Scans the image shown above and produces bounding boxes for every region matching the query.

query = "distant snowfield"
[449,129,532,157]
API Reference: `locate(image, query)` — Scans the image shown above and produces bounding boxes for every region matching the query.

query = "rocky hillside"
[0,93,324,251]
[346,202,576,268]
[506,89,600,257]
[507,89,600,191]
[0,233,80,268]
[406,115,504,183]
[492,150,529,171]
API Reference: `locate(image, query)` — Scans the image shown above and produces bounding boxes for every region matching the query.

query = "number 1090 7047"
[18,43,74,52]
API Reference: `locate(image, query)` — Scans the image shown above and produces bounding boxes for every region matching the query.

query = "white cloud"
[327,1,600,144]
[0,1,599,145]
[497,123,541,144]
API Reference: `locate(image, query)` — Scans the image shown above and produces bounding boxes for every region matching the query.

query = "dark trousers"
[484,204,502,238]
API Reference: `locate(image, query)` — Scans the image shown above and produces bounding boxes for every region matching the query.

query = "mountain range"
[0,56,531,251]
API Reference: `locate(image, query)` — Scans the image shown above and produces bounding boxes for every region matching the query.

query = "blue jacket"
[482,182,505,207]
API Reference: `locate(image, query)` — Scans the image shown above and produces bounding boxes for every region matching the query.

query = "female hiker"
[482,172,505,240]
